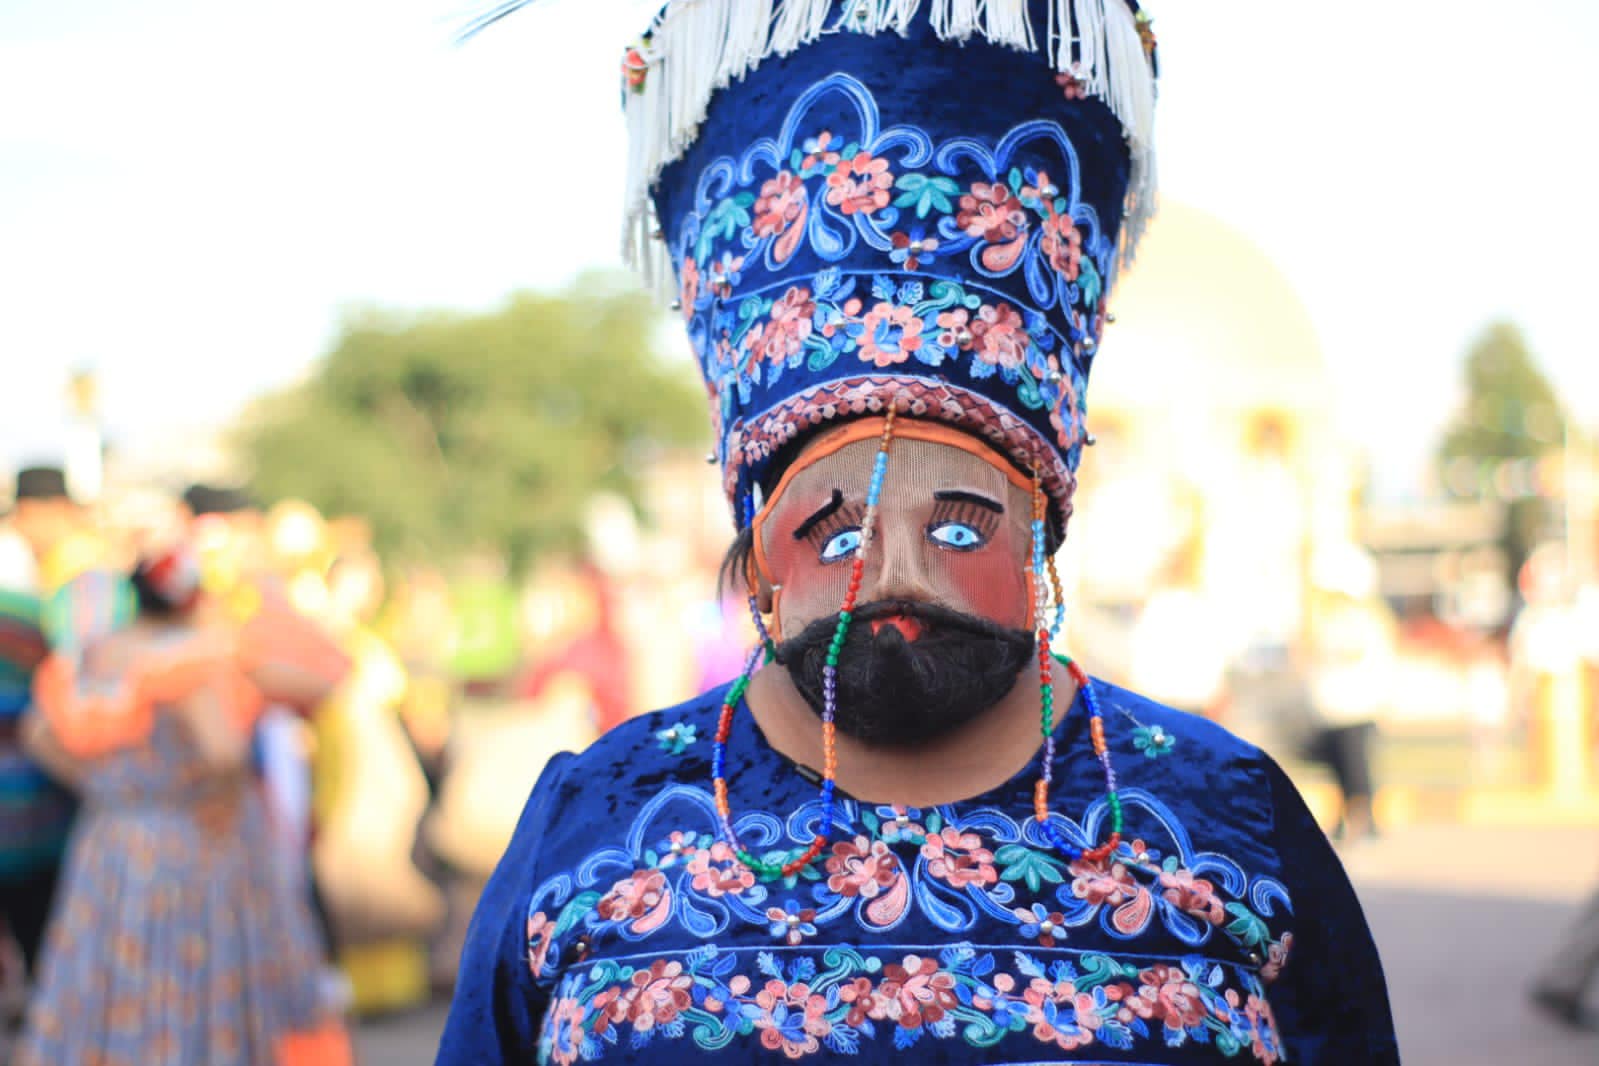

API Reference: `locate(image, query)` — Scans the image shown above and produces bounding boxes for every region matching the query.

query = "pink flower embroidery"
[825,835,900,898]
[1159,867,1226,926]
[595,869,672,934]
[825,152,894,216]
[856,301,924,367]
[839,976,879,1027]
[1132,963,1208,1032]
[920,827,998,890]
[1070,853,1154,935]
[936,308,974,350]
[624,960,694,1031]
[957,182,1029,270]
[1040,212,1082,280]
[686,841,756,898]
[969,302,1029,369]
[749,286,815,369]
[526,911,554,977]
[754,172,809,264]
[1045,354,1080,445]
[872,955,960,1029]
[957,182,1025,241]
[1260,932,1293,984]
[590,985,628,1035]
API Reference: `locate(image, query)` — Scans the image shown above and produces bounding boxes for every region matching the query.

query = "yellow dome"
[1092,202,1328,417]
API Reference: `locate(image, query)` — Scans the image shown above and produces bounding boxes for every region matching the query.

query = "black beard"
[773,599,1035,748]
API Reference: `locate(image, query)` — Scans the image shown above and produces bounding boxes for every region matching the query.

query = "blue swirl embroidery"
[523,784,1294,986]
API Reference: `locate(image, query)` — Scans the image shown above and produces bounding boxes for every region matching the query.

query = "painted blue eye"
[928,521,987,552]
[820,528,862,563]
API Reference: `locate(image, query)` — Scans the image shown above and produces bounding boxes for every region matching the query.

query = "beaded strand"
[1030,475,1123,863]
[712,409,898,880]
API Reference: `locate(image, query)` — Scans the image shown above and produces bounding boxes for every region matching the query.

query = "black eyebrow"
[934,490,1004,514]
[793,490,845,541]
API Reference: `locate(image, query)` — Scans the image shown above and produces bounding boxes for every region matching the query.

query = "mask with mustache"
[774,599,1035,747]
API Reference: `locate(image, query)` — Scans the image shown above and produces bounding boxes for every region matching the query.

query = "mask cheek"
[772,559,850,640]
[940,544,1033,630]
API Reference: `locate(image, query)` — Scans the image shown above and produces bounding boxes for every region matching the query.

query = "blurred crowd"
[3,440,1597,1053]
[0,460,753,1052]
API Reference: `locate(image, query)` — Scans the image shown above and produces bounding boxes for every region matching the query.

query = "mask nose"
[865,518,937,607]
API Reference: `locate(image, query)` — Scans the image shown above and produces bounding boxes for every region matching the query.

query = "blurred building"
[1062,202,1364,685]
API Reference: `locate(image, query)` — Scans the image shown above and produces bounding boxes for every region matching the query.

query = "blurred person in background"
[14,544,353,1066]
[0,468,86,1015]
[440,3,1397,1062]
[516,561,632,735]
[184,486,358,1013]
[1528,570,1599,1031]
[1303,545,1394,844]
[1533,879,1599,1032]
[310,547,444,1017]
[9,466,101,591]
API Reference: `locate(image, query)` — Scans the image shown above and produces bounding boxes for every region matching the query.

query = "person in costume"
[439,3,1398,1063]
[14,547,352,1066]
[0,468,83,989]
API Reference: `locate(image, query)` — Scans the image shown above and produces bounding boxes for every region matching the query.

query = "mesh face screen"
[755,434,1034,641]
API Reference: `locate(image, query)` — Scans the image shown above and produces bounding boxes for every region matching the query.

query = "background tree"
[1436,321,1567,585]
[238,274,709,573]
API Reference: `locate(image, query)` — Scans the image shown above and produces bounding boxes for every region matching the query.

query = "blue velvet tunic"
[436,679,1397,1064]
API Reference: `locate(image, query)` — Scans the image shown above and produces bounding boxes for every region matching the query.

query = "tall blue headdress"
[479,0,1159,529]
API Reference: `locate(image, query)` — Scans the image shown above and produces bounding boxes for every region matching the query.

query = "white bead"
[786,913,801,926]
[1039,921,1055,935]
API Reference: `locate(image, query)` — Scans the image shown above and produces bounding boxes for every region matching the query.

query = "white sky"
[3,0,1596,496]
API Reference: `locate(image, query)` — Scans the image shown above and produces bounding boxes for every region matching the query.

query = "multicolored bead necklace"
[713,409,898,880]
[1030,473,1122,863]
[713,412,1124,880]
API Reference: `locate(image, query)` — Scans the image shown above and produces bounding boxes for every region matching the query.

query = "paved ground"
[352,824,1599,1065]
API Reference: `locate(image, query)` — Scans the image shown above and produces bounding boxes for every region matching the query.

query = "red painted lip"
[870,614,924,641]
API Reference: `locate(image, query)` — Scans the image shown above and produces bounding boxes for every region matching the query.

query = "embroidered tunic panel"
[437,679,1397,1064]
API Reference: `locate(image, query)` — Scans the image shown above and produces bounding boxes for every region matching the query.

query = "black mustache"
[773,598,1035,747]
[781,598,1014,649]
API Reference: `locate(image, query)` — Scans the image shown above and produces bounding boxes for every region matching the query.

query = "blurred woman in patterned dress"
[14,546,353,1066]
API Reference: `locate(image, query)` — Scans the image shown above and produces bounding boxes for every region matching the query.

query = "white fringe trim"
[622,0,1158,284]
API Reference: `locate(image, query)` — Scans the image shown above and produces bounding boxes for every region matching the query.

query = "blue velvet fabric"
[653,1,1140,511]
[436,679,1398,1064]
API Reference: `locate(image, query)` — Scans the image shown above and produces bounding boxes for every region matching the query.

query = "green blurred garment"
[446,579,519,682]
[0,586,74,881]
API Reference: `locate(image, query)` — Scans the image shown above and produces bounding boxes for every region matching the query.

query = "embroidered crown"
[476,0,1160,524]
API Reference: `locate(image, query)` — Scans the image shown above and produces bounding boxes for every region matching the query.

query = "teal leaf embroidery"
[995,844,1067,893]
